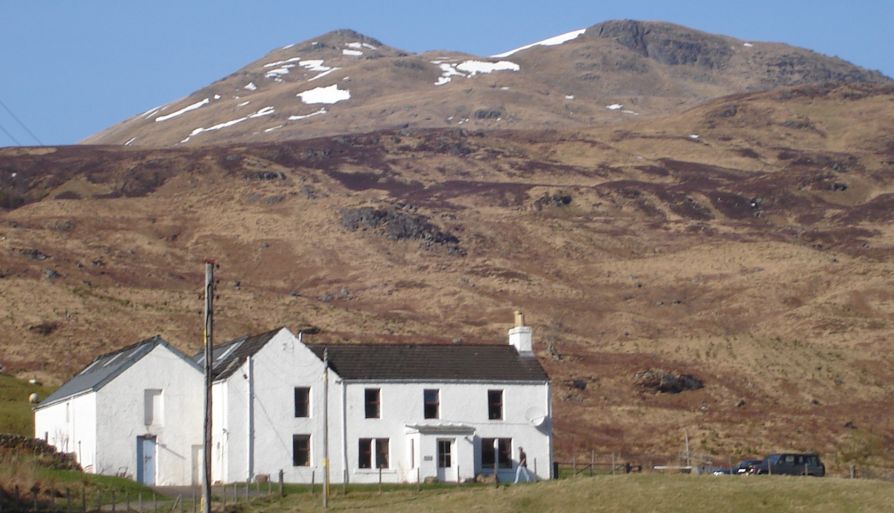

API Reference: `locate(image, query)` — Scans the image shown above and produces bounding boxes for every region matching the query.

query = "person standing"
[514,447,533,483]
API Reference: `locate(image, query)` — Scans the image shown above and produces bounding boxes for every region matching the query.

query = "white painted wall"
[35,392,97,472]
[342,381,550,483]
[94,345,203,485]
[210,328,552,485]
[211,329,336,484]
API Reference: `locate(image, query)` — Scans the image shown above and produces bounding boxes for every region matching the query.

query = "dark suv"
[752,453,825,476]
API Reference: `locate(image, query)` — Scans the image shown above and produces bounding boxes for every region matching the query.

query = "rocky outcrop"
[340,205,464,255]
[589,20,733,69]
[634,368,704,394]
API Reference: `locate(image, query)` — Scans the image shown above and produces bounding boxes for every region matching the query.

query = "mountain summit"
[84,20,889,147]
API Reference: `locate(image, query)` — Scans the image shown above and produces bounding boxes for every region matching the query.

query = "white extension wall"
[94,345,203,485]
[35,392,97,472]
[212,329,334,484]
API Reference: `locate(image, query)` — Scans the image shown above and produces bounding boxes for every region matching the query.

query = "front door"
[136,436,156,485]
[191,445,203,486]
[436,439,454,482]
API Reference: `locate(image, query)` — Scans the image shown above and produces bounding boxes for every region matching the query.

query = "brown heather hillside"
[2,83,894,471]
[84,21,889,148]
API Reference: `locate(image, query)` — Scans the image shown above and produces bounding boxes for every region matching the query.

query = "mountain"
[4,82,894,469]
[84,21,890,147]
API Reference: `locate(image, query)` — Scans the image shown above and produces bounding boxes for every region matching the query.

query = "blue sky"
[1,0,892,146]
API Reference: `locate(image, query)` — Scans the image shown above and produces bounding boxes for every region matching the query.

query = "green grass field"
[240,474,894,513]
[0,373,53,436]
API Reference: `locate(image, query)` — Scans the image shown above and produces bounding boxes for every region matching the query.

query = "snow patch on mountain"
[180,106,275,143]
[155,98,210,122]
[244,82,257,91]
[297,85,350,104]
[264,57,302,68]
[265,65,295,78]
[347,42,376,50]
[309,68,340,82]
[342,49,363,56]
[288,108,327,121]
[492,29,586,58]
[434,60,519,85]
[299,60,330,72]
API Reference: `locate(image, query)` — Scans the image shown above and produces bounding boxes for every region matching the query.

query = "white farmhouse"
[33,336,204,485]
[203,313,552,484]
[35,313,552,486]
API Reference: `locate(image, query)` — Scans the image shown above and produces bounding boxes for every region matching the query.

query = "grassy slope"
[246,475,893,513]
[0,373,53,436]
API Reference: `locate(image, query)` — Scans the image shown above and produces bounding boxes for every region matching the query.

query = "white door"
[436,439,454,482]
[191,445,203,486]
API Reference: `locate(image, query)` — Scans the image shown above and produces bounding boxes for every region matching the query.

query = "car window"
[784,455,795,464]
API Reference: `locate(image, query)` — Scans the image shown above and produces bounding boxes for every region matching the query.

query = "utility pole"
[202,260,215,513]
[322,348,330,509]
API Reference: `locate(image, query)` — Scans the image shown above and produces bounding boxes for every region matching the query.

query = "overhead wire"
[0,97,43,145]
[0,120,22,146]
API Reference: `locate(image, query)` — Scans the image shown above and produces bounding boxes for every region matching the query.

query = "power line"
[0,119,22,146]
[0,97,43,145]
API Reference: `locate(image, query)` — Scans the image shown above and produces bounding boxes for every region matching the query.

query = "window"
[438,439,452,468]
[481,438,512,469]
[144,389,163,426]
[424,389,439,419]
[359,438,390,469]
[364,388,380,419]
[294,387,310,418]
[376,439,390,469]
[487,390,503,420]
[292,435,310,466]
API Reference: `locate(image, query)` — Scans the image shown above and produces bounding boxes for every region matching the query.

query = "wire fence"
[0,479,280,513]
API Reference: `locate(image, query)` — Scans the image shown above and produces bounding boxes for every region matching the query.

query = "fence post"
[279,469,284,497]
[590,450,594,476]
[138,492,142,513]
[378,467,383,494]
[417,468,421,492]
[126,492,130,513]
[612,453,616,475]
[153,492,158,513]
[850,465,856,479]
[572,452,577,476]
[343,468,348,496]
[82,486,87,513]
[244,481,249,502]
[179,495,184,513]
[111,491,116,513]
[192,487,196,513]
[311,469,316,496]
[457,465,461,486]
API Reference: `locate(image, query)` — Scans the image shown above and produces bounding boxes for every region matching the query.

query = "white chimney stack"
[508,310,533,354]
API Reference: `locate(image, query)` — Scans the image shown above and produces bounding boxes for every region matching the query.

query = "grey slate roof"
[39,336,198,408]
[197,327,282,381]
[307,343,548,382]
